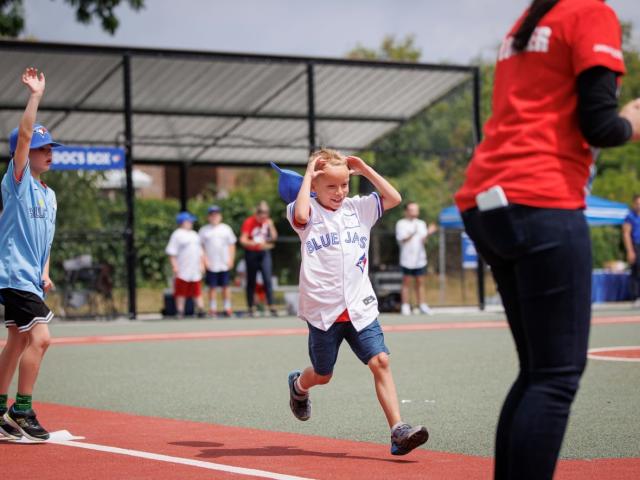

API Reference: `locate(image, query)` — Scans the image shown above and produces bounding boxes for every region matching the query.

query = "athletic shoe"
[419,303,434,315]
[288,371,311,421]
[401,303,412,316]
[223,308,233,318]
[0,408,22,440]
[3,405,50,442]
[390,422,429,455]
[270,309,279,317]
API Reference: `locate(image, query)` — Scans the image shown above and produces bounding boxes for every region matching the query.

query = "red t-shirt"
[455,0,626,211]
[241,215,271,251]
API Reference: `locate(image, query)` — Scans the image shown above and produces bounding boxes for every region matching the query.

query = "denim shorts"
[205,270,231,287]
[307,319,389,376]
[401,266,426,276]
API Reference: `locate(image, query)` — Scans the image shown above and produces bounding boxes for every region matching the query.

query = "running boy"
[0,68,61,441]
[286,149,429,455]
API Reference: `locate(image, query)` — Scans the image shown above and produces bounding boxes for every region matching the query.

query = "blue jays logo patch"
[355,253,367,273]
[34,126,48,137]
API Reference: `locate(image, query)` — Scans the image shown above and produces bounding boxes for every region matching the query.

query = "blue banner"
[461,232,478,269]
[51,146,125,170]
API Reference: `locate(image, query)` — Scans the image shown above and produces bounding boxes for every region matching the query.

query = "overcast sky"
[21,0,640,64]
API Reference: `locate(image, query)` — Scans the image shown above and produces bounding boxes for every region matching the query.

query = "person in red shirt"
[239,201,279,316]
[455,1,640,479]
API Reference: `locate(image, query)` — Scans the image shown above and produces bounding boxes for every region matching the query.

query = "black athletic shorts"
[0,288,53,333]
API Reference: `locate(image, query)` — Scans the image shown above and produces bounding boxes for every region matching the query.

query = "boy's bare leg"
[401,276,412,305]
[17,323,50,396]
[175,296,186,315]
[368,352,402,428]
[0,327,29,393]
[298,366,332,389]
[415,275,424,305]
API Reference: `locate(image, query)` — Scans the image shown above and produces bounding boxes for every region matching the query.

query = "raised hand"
[307,154,327,180]
[346,155,369,176]
[22,67,45,96]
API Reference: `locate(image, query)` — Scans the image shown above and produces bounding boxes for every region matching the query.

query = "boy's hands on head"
[22,67,45,97]
[346,156,369,176]
[307,155,327,180]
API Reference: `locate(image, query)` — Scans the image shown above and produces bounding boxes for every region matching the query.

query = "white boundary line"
[48,438,314,480]
[587,345,640,363]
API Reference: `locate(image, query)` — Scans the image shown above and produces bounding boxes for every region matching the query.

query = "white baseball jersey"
[287,193,383,332]
[199,223,237,272]
[395,218,428,269]
[165,228,203,282]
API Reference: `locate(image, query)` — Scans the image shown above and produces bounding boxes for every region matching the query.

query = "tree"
[347,34,422,62]
[0,0,144,37]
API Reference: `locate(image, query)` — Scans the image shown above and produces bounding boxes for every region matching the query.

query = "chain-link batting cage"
[0,40,486,318]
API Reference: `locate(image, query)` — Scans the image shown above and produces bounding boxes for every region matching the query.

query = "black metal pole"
[122,53,137,319]
[306,62,316,154]
[472,66,485,311]
[179,162,188,212]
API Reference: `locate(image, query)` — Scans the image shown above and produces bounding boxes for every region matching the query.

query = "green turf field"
[2,309,638,459]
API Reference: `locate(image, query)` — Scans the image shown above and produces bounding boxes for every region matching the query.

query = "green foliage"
[0,0,24,37]
[66,0,145,35]
[0,0,144,37]
[591,227,624,267]
[347,34,422,62]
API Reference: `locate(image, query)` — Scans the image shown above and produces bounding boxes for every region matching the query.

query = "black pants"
[462,205,591,480]
[631,244,640,300]
[245,250,274,308]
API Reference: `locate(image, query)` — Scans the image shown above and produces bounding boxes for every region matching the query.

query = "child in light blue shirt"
[0,68,62,442]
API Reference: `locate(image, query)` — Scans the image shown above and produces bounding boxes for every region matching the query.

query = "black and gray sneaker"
[390,422,428,455]
[288,370,311,421]
[4,405,49,441]
[0,408,22,440]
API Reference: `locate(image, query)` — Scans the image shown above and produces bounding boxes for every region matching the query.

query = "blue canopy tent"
[437,195,630,305]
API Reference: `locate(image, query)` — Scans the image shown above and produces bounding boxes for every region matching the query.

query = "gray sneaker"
[390,422,429,455]
[288,371,311,421]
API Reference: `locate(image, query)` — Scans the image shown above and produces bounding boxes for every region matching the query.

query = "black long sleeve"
[576,66,632,148]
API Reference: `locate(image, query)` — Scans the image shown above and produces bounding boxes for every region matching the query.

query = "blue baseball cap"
[9,124,63,155]
[176,211,197,225]
[271,162,317,204]
[207,205,222,214]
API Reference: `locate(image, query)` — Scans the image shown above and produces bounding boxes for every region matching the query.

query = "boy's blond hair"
[309,148,347,170]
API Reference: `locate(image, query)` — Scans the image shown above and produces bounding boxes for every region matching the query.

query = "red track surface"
[1,316,638,348]
[1,402,638,479]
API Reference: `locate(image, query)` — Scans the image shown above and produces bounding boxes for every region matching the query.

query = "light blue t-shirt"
[624,210,640,245]
[0,159,57,298]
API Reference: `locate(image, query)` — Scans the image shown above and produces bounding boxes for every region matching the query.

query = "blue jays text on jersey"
[305,230,368,254]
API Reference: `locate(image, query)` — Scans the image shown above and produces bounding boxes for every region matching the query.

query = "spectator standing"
[239,201,278,316]
[622,194,640,307]
[199,205,237,317]
[395,202,437,315]
[166,211,205,317]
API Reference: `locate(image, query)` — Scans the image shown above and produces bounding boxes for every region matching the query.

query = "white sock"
[209,299,217,311]
[223,299,232,310]
[295,376,309,394]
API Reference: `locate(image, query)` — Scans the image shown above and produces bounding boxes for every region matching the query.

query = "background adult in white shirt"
[395,202,437,315]
[199,205,237,316]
